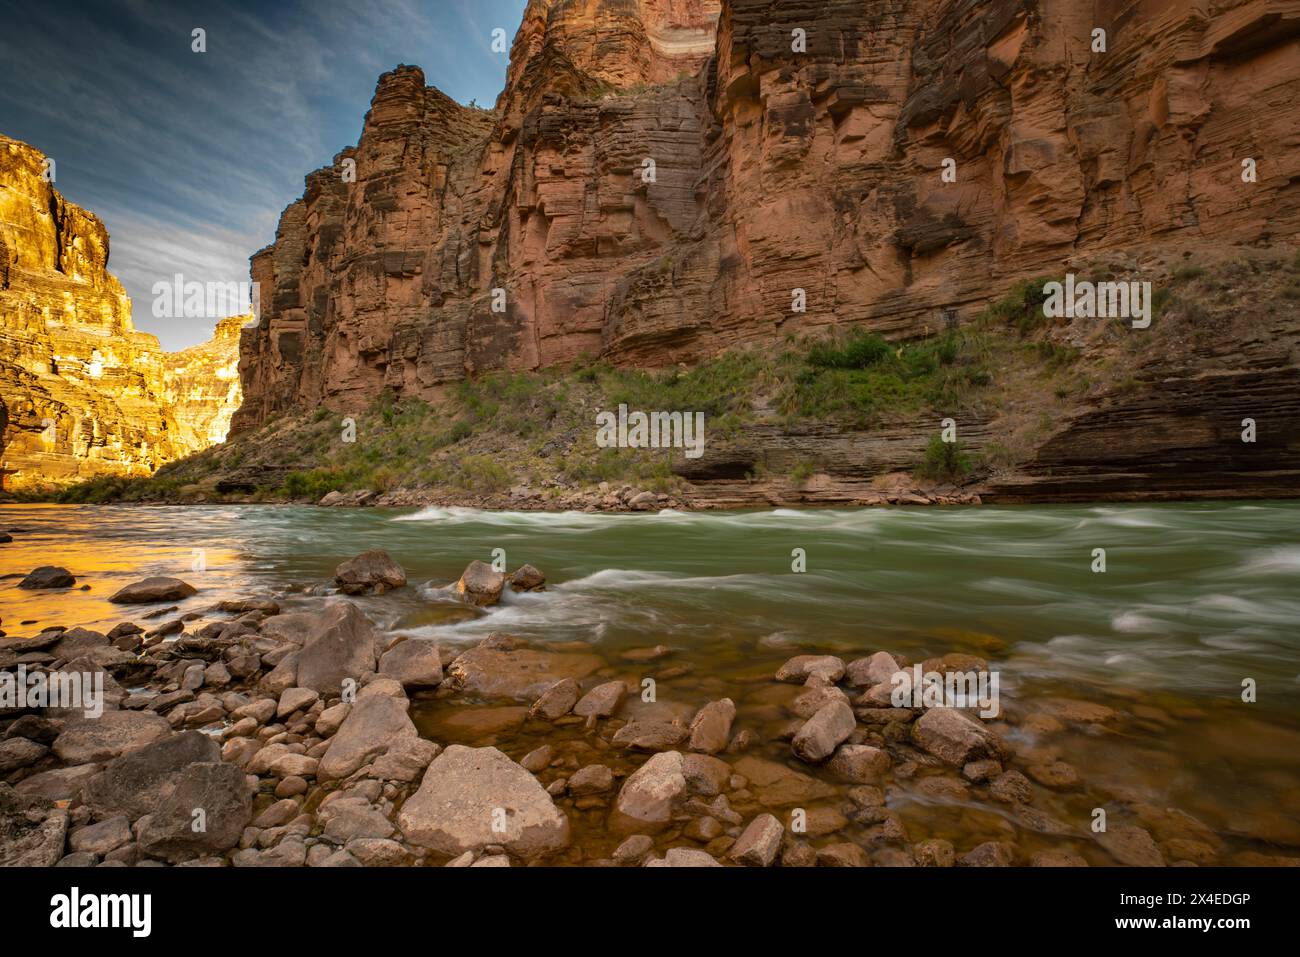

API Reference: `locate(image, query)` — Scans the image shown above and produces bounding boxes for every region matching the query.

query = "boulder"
[4,715,58,745]
[509,564,546,592]
[378,638,444,688]
[845,652,901,688]
[817,843,871,867]
[681,754,731,797]
[109,577,197,603]
[398,745,569,857]
[731,755,835,806]
[568,764,615,795]
[528,677,581,720]
[791,684,850,718]
[52,711,171,765]
[574,680,626,717]
[827,744,890,783]
[445,635,603,700]
[320,797,396,842]
[18,566,75,589]
[314,702,351,736]
[84,730,221,819]
[959,841,1016,867]
[137,762,252,862]
[369,738,441,783]
[276,687,319,718]
[293,600,380,694]
[0,785,67,866]
[318,694,417,780]
[611,719,688,752]
[613,751,687,826]
[645,848,722,867]
[911,708,1004,766]
[775,655,845,683]
[0,738,47,773]
[346,838,408,867]
[15,764,101,803]
[456,560,506,606]
[69,815,131,855]
[334,549,407,595]
[728,813,783,866]
[1098,825,1166,867]
[49,627,108,658]
[687,698,735,754]
[791,700,856,763]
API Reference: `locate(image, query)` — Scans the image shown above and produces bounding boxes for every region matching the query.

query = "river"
[2,501,1298,863]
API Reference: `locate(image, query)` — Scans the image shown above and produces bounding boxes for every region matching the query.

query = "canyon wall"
[0,135,241,489]
[233,1,1300,501]
[232,0,1300,497]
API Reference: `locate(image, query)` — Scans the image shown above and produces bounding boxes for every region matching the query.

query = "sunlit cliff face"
[0,135,244,490]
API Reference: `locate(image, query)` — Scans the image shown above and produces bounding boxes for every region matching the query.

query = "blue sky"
[0,0,527,349]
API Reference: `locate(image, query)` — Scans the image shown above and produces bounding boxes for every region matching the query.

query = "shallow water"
[2,501,1299,863]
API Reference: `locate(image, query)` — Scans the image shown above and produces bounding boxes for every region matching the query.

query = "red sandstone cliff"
[230,0,1300,498]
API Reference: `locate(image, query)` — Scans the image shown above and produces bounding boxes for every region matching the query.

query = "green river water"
[2,501,1298,864]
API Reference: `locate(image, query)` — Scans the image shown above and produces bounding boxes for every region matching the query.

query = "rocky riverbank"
[2,549,1296,868]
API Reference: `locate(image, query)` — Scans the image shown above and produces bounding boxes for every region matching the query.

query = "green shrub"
[790,459,816,486]
[914,435,971,482]
[453,455,511,493]
[283,468,345,500]
[807,330,892,369]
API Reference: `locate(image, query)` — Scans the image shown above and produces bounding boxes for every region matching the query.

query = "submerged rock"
[612,719,688,752]
[445,635,603,700]
[732,755,836,806]
[645,847,722,867]
[1097,825,1167,867]
[775,655,845,683]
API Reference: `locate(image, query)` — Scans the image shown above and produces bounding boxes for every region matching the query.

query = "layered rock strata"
[236,0,1300,426]
[0,136,241,489]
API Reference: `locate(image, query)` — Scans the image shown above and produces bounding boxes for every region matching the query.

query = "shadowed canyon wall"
[234,0,1300,436]
[0,136,242,489]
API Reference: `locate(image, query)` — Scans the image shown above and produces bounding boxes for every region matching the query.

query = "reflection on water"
[2,501,1299,863]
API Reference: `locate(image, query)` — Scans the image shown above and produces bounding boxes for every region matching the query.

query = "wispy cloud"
[1,0,525,350]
